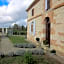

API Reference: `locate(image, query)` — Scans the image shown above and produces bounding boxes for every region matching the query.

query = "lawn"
[9,36,29,44]
[0,54,61,64]
[0,36,1,42]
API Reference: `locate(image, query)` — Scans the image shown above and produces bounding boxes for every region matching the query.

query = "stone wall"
[52,0,64,8]
[28,0,44,18]
[51,6,64,55]
[27,0,64,55]
[27,16,43,45]
[27,0,44,44]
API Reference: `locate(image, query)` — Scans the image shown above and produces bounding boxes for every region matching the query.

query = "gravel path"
[0,36,15,54]
[0,35,27,55]
[0,35,41,55]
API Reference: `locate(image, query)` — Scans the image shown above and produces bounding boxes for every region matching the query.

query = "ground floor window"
[30,21,35,35]
[31,22,34,32]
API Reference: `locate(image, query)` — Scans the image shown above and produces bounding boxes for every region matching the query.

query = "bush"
[14,43,36,48]
[22,43,28,48]
[27,49,44,55]
[32,49,44,55]
[14,44,24,48]
[7,52,14,57]
[14,50,26,56]
[13,31,27,35]
[43,40,48,45]
[24,52,37,64]
[27,44,36,48]
[14,43,28,48]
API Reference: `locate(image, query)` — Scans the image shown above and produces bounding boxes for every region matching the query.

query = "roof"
[26,0,40,11]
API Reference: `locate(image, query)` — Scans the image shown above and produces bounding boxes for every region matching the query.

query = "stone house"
[26,0,64,56]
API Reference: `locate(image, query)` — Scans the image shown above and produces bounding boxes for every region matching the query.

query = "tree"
[13,24,19,29]
[13,24,20,31]
[22,25,25,31]
[25,26,27,31]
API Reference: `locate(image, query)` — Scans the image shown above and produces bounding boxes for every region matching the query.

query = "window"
[31,23,33,32]
[45,0,50,10]
[32,8,34,16]
[29,21,35,35]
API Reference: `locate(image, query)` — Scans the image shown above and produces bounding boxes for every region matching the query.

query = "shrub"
[14,43,28,48]
[24,52,37,64]
[27,44,36,48]
[7,52,14,57]
[27,49,44,55]
[14,43,36,48]
[14,50,26,56]
[22,43,28,48]
[43,40,48,45]
[14,44,24,48]
[27,50,33,54]
[32,49,44,55]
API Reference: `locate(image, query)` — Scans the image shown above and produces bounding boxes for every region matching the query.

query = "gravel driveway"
[0,36,15,54]
[0,35,40,55]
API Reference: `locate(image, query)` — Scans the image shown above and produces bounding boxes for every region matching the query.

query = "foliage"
[12,24,27,35]
[24,52,37,64]
[0,55,61,64]
[22,25,26,31]
[14,50,26,56]
[8,24,27,35]
[7,52,14,57]
[27,49,44,55]
[0,36,1,41]
[14,43,36,48]
[13,24,20,31]
[13,31,27,35]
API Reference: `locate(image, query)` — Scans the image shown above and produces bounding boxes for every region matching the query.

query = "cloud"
[0,0,34,27]
[0,16,13,23]
[11,19,27,27]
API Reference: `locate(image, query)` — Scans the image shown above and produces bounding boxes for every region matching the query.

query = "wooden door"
[46,17,50,47]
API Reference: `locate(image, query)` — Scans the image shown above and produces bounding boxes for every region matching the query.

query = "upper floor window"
[32,8,34,16]
[45,0,50,11]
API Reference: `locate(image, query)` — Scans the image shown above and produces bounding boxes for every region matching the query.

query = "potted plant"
[43,40,49,45]
[50,49,56,55]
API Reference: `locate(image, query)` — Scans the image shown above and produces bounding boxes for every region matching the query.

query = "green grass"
[0,55,61,64]
[9,36,29,44]
[0,36,1,41]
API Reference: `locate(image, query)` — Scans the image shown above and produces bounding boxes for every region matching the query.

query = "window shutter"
[47,0,50,9]
[33,21,35,35]
[29,22,31,35]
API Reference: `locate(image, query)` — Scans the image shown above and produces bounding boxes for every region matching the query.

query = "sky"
[0,0,34,28]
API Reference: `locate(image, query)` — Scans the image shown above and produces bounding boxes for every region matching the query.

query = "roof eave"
[26,0,40,12]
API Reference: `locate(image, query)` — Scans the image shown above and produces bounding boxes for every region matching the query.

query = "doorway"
[45,17,50,47]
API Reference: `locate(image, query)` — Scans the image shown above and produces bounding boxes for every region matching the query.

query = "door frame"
[45,17,50,48]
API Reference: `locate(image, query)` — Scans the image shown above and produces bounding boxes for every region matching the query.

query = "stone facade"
[26,0,64,56]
